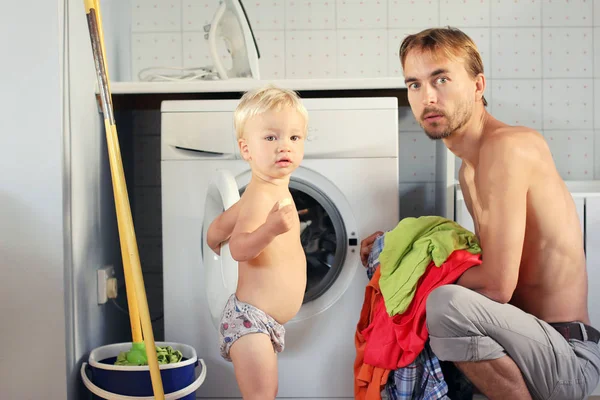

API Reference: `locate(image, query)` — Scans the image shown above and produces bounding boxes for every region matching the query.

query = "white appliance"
[161,97,400,399]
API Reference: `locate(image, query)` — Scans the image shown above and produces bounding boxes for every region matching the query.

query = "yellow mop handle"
[83,1,164,399]
[83,0,141,345]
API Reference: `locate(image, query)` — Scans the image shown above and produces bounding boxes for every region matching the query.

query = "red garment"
[354,267,391,400]
[362,249,482,369]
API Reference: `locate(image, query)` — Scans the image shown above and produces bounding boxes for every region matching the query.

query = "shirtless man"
[206,85,308,400]
[360,27,600,400]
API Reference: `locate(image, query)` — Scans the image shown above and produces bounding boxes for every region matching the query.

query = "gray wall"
[0,1,68,399]
[67,0,132,398]
[0,1,131,398]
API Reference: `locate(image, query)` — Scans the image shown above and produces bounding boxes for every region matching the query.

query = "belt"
[549,322,600,343]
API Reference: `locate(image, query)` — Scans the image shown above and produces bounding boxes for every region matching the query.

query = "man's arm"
[206,201,240,254]
[456,135,532,303]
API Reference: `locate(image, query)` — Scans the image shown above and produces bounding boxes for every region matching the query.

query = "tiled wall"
[128,0,600,219]
[122,0,600,339]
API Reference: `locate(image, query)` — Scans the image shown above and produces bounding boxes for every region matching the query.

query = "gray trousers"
[425,285,600,400]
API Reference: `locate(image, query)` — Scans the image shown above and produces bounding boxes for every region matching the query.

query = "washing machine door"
[201,169,240,330]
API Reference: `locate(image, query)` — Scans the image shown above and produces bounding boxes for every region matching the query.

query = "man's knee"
[426,285,478,336]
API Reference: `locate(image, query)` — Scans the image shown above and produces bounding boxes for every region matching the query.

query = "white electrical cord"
[137,65,221,82]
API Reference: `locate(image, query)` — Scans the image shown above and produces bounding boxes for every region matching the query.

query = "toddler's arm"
[229,198,295,262]
[206,201,240,254]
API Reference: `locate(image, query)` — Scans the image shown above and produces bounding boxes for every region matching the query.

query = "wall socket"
[97,265,117,305]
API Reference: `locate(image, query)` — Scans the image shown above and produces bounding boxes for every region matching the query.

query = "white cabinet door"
[455,196,475,234]
[586,197,600,327]
[573,197,585,236]
[585,197,600,395]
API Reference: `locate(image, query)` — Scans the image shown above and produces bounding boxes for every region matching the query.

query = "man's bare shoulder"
[480,125,549,166]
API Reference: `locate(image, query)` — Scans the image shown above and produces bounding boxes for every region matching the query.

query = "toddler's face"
[239,106,306,180]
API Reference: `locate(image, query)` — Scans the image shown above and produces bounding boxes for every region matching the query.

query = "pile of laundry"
[354,216,482,400]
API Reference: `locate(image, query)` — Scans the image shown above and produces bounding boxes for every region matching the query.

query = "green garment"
[114,345,183,366]
[379,216,481,316]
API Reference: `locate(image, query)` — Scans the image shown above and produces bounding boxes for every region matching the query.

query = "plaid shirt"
[383,344,449,400]
[366,234,386,280]
[366,233,449,400]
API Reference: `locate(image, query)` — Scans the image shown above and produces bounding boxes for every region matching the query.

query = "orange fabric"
[354,268,390,399]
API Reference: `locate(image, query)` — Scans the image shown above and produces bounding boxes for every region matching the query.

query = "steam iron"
[204,0,261,80]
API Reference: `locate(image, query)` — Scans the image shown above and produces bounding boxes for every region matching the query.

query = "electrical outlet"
[98,266,116,305]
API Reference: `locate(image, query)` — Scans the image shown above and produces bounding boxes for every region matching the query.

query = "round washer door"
[201,169,241,330]
[235,166,359,322]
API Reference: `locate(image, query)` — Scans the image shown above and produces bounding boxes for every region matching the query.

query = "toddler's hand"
[266,200,295,236]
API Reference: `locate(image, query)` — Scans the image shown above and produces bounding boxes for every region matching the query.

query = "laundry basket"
[81,342,206,400]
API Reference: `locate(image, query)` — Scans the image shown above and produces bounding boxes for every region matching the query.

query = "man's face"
[403,50,476,140]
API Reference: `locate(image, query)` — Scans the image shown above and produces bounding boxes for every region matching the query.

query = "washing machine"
[161,96,400,399]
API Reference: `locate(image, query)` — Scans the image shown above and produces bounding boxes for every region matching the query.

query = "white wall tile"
[399,133,436,182]
[131,0,182,32]
[398,106,420,132]
[595,79,600,129]
[337,30,387,77]
[399,183,437,218]
[388,0,440,28]
[182,32,232,71]
[544,130,594,180]
[286,0,336,30]
[543,80,593,130]
[595,28,600,76]
[285,31,337,78]
[491,28,542,78]
[244,1,285,30]
[388,29,421,77]
[490,79,542,129]
[542,0,592,27]
[491,0,542,27]
[255,31,286,79]
[543,28,593,78]
[596,131,600,179]
[460,28,492,78]
[181,0,217,32]
[132,33,183,81]
[125,0,600,213]
[337,0,388,29]
[440,0,491,27]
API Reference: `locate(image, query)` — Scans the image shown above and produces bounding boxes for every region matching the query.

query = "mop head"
[114,344,183,366]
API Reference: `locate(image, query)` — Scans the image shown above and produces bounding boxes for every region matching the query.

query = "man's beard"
[419,100,472,140]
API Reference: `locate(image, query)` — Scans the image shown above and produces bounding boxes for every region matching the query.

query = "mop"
[83,1,164,398]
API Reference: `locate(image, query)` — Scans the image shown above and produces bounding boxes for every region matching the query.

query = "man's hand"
[360,231,383,267]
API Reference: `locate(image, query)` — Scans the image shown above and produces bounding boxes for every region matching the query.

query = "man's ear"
[238,138,251,161]
[475,73,486,103]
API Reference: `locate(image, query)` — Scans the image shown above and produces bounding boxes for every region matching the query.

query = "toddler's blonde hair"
[234,84,308,139]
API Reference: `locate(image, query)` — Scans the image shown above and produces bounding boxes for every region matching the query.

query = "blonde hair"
[399,27,487,106]
[234,85,308,139]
